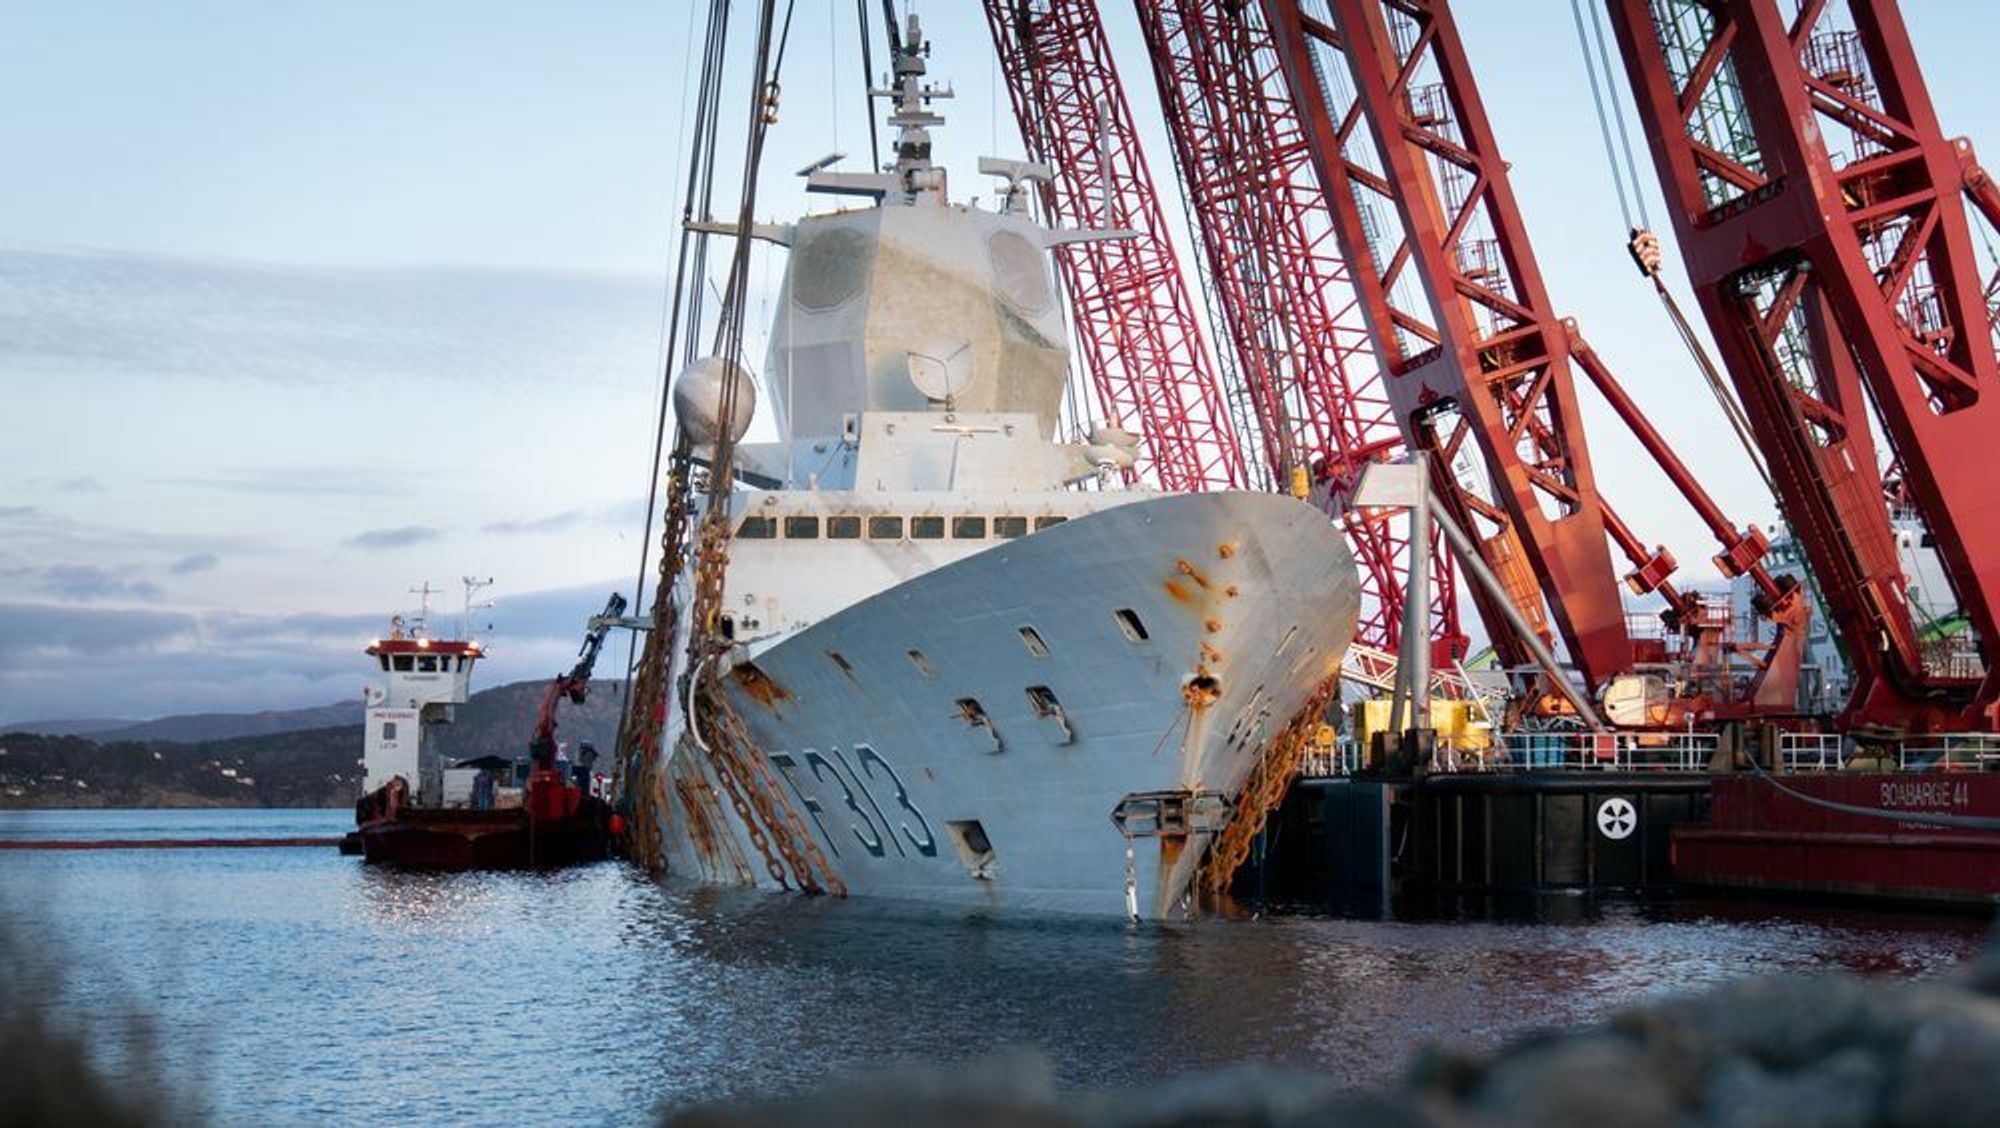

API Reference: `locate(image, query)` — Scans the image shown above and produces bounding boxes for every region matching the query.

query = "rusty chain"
[1198,676,1340,898]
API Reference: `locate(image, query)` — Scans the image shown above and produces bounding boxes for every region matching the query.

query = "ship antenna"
[408,580,438,637]
[460,575,495,641]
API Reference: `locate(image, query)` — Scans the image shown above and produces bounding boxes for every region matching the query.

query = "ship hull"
[1673,773,2000,905]
[655,490,1359,918]
[353,805,613,870]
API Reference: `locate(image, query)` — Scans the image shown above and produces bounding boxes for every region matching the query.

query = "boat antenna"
[460,576,495,641]
[408,580,438,636]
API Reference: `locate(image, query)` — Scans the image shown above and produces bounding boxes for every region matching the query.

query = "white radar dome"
[673,356,758,446]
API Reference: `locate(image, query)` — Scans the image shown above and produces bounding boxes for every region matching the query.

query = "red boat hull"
[354,806,612,870]
[1673,773,2000,905]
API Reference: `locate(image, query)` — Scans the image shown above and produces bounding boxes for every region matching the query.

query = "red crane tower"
[1122,0,1464,659]
[1605,0,2000,731]
[983,0,1250,494]
[1237,0,1805,717]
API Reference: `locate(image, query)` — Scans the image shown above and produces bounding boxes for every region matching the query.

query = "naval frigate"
[650,16,1360,918]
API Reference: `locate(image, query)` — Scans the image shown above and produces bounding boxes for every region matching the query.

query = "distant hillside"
[0,679,629,809]
[89,701,365,744]
[0,717,141,738]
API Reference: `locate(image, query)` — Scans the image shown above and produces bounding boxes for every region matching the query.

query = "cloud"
[37,563,164,602]
[0,602,199,660]
[481,510,585,535]
[0,580,632,722]
[0,502,264,558]
[159,466,395,497]
[21,476,103,494]
[169,552,219,575]
[343,525,444,549]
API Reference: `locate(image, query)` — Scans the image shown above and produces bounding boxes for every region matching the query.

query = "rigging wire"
[620,0,708,716]
[1568,0,1638,232]
[1567,0,1770,496]
[855,0,881,170]
[622,0,734,698]
[1587,0,1653,232]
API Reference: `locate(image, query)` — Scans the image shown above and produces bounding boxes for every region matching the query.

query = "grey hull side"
[657,490,1359,918]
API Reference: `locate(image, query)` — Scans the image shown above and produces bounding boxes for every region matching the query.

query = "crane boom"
[1126,0,1464,659]
[1245,0,1802,713]
[981,0,1250,494]
[1604,0,2000,730]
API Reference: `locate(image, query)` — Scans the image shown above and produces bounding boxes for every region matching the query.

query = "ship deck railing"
[1299,732,1721,778]
[1298,731,2000,781]
[1779,731,2000,772]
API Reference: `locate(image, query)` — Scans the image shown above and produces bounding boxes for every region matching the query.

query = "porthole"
[784,515,820,539]
[737,515,776,539]
[1018,626,1050,657]
[1114,608,1149,642]
[1034,515,1068,531]
[994,516,1028,538]
[868,515,905,539]
[912,516,945,539]
[827,515,861,539]
[952,516,987,539]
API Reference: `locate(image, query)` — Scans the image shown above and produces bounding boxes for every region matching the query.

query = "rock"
[1464,1034,1676,1127]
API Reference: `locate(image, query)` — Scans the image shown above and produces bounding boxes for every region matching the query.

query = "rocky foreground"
[667,946,2000,1127]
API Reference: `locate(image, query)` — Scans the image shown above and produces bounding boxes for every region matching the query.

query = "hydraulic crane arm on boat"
[529,592,628,775]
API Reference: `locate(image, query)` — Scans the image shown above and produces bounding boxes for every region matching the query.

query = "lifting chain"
[692,675,846,895]
[615,441,698,871]
[1197,676,1340,898]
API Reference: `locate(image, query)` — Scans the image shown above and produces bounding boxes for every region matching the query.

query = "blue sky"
[1,1,1992,721]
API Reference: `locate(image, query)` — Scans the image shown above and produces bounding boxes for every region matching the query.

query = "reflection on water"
[0,810,1988,1125]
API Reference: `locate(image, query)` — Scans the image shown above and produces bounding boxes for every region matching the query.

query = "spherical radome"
[673,356,757,446]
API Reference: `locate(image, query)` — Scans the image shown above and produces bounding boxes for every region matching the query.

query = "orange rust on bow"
[1217,541,1237,559]
[1183,673,1222,710]
[1224,584,1240,599]
[1159,835,1186,869]
[1175,558,1213,590]
[730,661,793,709]
[1204,617,1223,634]
[674,771,728,873]
[1164,579,1194,603]
[1200,641,1224,666]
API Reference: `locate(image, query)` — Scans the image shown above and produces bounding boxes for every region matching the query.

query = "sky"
[0,1,1993,722]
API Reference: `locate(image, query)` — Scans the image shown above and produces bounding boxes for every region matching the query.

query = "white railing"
[1897,733,2000,771]
[1488,731,1718,772]
[1298,731,2000,780]
[1296,731,1718,777]
[1299,741,1364,779]
[1778,731,2000,772]
[1778,732,1846,771]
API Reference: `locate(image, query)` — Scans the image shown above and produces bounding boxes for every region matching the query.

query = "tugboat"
[342,591,623,869]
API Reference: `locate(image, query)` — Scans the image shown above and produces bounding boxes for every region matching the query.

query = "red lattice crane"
[1233,0,1805,716]
[981,0,1248,494]
[1123,0,1463,659]
[1605,0,2000,731]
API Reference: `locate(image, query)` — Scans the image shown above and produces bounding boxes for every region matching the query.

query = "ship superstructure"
[634,16,1360,918]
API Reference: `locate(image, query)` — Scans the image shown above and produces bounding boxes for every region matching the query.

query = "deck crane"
[1119,0,1803,724]
[1603,0,2000,732]
[526,592,626,822]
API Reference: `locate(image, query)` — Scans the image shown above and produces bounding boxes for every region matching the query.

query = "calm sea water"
[1,808,1989,1125]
